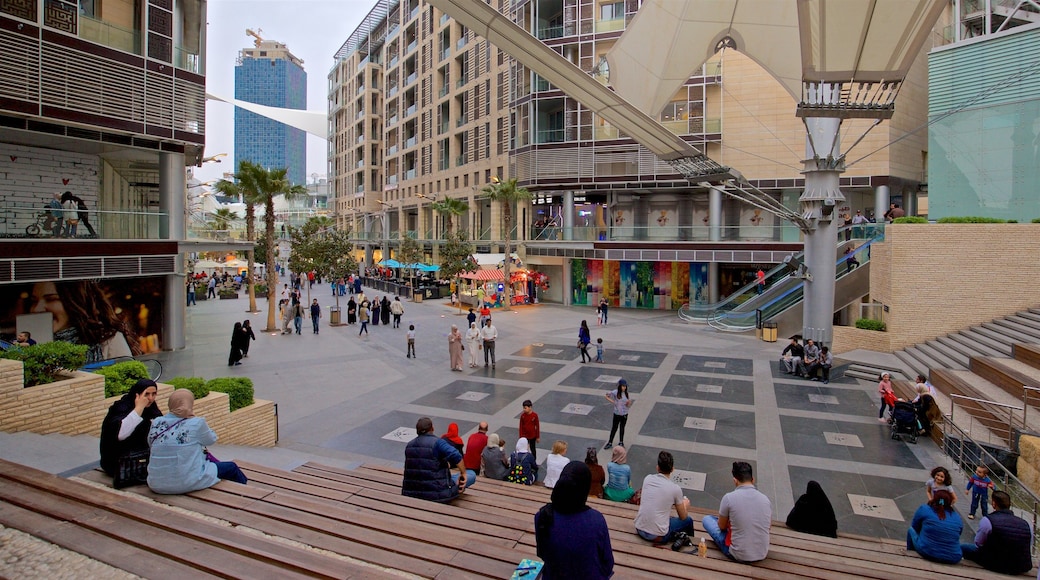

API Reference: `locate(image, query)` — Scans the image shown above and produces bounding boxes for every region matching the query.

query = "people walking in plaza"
[702,461,772,563]
[878,372,895,422]
[578,320,591,363]
[347,296,357,325]
[186,279,196,306]
[465,322,481,368]
[228,322,244,366]
[964,465,995,519]
[479,303,491,327]
[240,320,255,357]
[406,324,415,356]
[634,451,695,546]
[380,296,391,326]
[207,276,217,299]
[310,299,321,334]
[542,440,570,489]
[519,399,540,461]
[293,300,303,335]
[390,296,404,328]
[280,299,293,334]
[358,299,370,336]
[785,480,837,538]
[595,338,605,363]
[603,445,635,503]
[481,318,498,368]
[371,297,381,326]
[906,490,963,564]
[535,460,614,579]
[448,324,464,371]
[467,308,477,328]
[604,379,632,449]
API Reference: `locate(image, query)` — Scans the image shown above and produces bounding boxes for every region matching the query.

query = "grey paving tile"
[558,367,654,393]
[624,446,759,512]
[512,342,583,361]
[774,382,875,415]
[599,349,667,369]
[322,410,478,464]
[675,354,754,377]
[780,415,924,470]
[466,359,565,382]
[511,390,617,430]
[661,374,755,405]
[411,380,533,416]
[638,402,757,449]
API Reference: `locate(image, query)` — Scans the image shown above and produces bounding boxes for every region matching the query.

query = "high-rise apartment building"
[235,35,307,186]
[330,0,936,313]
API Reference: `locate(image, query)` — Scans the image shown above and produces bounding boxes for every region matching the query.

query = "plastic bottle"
[698,537,707,558]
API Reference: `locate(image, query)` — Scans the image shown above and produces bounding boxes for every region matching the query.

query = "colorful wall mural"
[571,259,704,310]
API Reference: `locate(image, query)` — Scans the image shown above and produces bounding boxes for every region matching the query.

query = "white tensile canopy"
[607,0,947,116]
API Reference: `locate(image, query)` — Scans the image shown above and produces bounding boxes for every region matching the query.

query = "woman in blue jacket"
[907,489,963,564]
[578,320,591,363]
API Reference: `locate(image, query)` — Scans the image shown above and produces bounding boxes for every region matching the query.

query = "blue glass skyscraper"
[234,39,307,186]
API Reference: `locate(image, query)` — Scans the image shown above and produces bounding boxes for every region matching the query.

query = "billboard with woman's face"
[0,277,165,363]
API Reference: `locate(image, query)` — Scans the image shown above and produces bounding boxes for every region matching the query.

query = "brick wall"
[0,143,100,234]
[0,360,276,447]
[870,224,1040,350]
[832,326,891,354]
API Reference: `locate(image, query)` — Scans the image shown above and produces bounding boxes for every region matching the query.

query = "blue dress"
[907,504,963,564]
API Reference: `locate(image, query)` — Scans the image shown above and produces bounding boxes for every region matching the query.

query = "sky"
[194,0,374,185]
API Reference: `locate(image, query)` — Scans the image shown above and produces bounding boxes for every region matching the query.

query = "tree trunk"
[246,204,258,313]
[264,199,277,331]
[502,205,512,311]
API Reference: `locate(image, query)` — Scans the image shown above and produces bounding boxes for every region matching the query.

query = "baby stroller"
[890,400,920,444]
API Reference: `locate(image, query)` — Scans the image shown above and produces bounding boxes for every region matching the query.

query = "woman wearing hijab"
[603,445,635,502]
[346,296,357,325]
[441,422,464,454]
[99,378,161,477]
[508,437,538,485]
[585,447,606,499]
[240,320,256,358]
[785,480,838,537]
[535,461,614,579]
[228,322,244,366]
[481,433,509,480]
[465,322,482,368]
[578,320,591,363]
[448,325,465,371]
[906,489,963,564]
[380,295,391,325]
[146,389,248,494]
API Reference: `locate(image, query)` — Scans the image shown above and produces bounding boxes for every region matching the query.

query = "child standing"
[406,324,416,358]
[596,302,603,325]
[519,399,540,462]
[964,465,995,519]
[595,338,605,363]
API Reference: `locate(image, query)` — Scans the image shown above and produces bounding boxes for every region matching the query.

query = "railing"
[536,25,564,40]
[79,14,140,55]
[387,86,399,98]
[456,37,468,50]
[407,40,418,53]
[439,85,449,98]
[405,104,417,117]
[439,121,449,134]
[0,204,166,240]
[406,72,418,85]
[595,18,625,33]
[440,14,450,25]
[388,145,399,155]
[456,76,470,88]
[536,128,565,143]
[942,415,1040,554]
[456,155,467,167]
[949,394,1023,448]
[456,115,469,127]
[405,169,416,180]
[529,223,817,243]
[440,49,451,61]
[386,115,399,126]
[357,85,366,95]
[175,47,202,74]
[405,136,417,148]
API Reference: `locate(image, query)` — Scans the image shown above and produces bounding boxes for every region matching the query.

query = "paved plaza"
[0,278,973,543]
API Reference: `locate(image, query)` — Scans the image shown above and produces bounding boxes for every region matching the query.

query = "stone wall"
[0,359,276,447]
[1018,435,1040,498]
[832,326,891,355]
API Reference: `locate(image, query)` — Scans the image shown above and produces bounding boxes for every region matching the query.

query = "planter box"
[219,294,239,300]
[255,292,268,299]
[196,293,209,301]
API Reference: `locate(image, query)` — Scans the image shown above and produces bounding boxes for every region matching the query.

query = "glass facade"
[235,56,308,185]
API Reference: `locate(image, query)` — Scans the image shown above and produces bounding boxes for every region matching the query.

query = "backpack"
[506,453,532,485]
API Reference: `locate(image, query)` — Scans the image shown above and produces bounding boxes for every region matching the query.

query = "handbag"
[204,449,219,463]
[113,449,150,489]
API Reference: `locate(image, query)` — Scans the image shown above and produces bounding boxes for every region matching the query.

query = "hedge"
[205,377,255,412]
[935,216,1008,223]
[855,318,887,332]
[0,342,88,387]
[892,216,927,224]
[166,376,209,401]
[95,361,150,398]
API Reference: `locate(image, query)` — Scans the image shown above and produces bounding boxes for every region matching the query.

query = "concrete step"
[1029,308,1040,317]
[844,363,911,382]
[1016,311,1040,324]
[956,329,1014,356]
[990,318,1040,342]
[895,347,933,378]
[936,335,996,360]
[1005,315,1040,333]
[945,332,1005,358]
[921,340,969,370]
[972,325,1019,349]
[981,322,1039,345]
[969,356,1040,406]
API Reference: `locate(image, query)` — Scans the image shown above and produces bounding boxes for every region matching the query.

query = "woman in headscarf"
[785,480,838,537]
[603,445,635,502]
[441,422,464,454]
[146,389,248,494]
[906,490,963,564]
[481,433,509,480]
[465,321,482,368]
[448,324,464,371]
[228,322,244,366]
[346,296,357,325]
[380,295,391,325]
[534,461,614,579]
[508,437,538,485]
[585,447,606,499]
[99,378,161,476]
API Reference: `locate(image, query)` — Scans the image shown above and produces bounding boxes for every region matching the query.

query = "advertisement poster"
[690,263,710,304]
[672,262,690,306]
[570,259,589,305]
[1,277,166,363]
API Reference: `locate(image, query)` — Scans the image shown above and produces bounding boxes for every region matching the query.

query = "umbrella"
[378,259,402,268]
[194,259,221,270]
[419,264,440,272]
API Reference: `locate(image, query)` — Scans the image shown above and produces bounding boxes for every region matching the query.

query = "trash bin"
[762,322,778,343]
[329,306,341,325]
[412,291,423,303]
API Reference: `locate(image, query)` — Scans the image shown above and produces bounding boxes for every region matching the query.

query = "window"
[600,2,624,20]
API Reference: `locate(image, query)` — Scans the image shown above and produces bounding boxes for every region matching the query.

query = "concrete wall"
[868,224,1040,351]
[0,360,276,447]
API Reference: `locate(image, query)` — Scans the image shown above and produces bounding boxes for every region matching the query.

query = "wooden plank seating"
[59,456,1036,579]
[0,458,393,579]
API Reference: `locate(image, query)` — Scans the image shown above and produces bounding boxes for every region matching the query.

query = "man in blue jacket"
[961,490,1033,575]
[402,417,473,502]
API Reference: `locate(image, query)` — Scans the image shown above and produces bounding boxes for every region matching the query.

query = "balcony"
[0,204,166,240]
[440,48,451,61]
[79,14,140,56]
[175,47,202,74]
[405,104,417,117]
[456,155,467,166]
[456,36,468,50]
[389,56,399,68]
[356,185,366,194]
[407,40,418,53]
[439,158,450,170]
[439,85,449,98]
[439,121,450,135]
[405,72,418,85]
[387,85,398,98]
[595,18,626,33]
[536,25,563,40]
[357,159,365,168]
[356,135,366,144]
[386,115,399,126]
[356,110,365,120]
[536,128,565,143]
[388,145,399,155]
[387,25,400,40]
[440,13,451,26]
[405,169,416,180]
[410,6,420,20]
[456,115,468,127]
[534,76,551,92]
[387,175,399,185]
[357,85,366,95]
[405,136,417,148]
[456,76,469,88]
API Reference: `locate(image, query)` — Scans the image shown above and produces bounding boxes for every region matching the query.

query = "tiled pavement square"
[411,380,532,415]
[512,343,582,361]
[779,415,923,469]
[513,390,616,430]
[324,410,479,464]
[675,355,754,377]
[598,349,667,369]
[468,359,565,383]
[774,383,875,415]
[558,367,654,393]
[660,374,755,405]
[638,402,757,449]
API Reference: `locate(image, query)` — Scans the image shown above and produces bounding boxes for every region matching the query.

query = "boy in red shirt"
[519,399,540,461]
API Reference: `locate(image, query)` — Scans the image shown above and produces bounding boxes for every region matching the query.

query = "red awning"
[460,269,504,281]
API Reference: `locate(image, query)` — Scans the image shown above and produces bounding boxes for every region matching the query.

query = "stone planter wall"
[832,326,891,355]
[0,359,276,446]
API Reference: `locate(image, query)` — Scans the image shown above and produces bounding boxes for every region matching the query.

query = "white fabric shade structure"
[607,0,947,117]
[206,92,328,140]
[194,259,221,270]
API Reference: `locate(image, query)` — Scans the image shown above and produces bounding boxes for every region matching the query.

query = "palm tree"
[233,161,306,331]
[208,207,239,235]
[213,177,261,313]
[431,197,469,236]
[481,177,532,310]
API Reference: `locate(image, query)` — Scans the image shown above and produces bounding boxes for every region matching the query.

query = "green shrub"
[1007,220,1018,223]
[892,216,927,224]
[935,216,1007,223]
[166,376,209,400]
[1032,218,1040,224]
[205,377,254,411]
[0,342,88,387]
[855,318,887,332]
[255,284,268,294]
[94,361,150,398]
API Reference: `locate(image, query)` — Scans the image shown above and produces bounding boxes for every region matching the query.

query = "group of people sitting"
[99,380,248,494]
[779,337,833,382]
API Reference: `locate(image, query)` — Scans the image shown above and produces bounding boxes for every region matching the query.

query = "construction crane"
[246,28,264,48]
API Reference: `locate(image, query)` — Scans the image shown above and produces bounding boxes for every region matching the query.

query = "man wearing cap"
[402,417,474,502]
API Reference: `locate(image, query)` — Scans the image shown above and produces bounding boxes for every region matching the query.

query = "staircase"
[891,308,1040,448]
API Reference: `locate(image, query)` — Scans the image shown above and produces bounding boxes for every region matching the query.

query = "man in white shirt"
[634,451,694,546]
[480,318,498,368]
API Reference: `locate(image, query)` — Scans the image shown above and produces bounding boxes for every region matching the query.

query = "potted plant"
[254,283,268,299]
[218,286,239,300]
